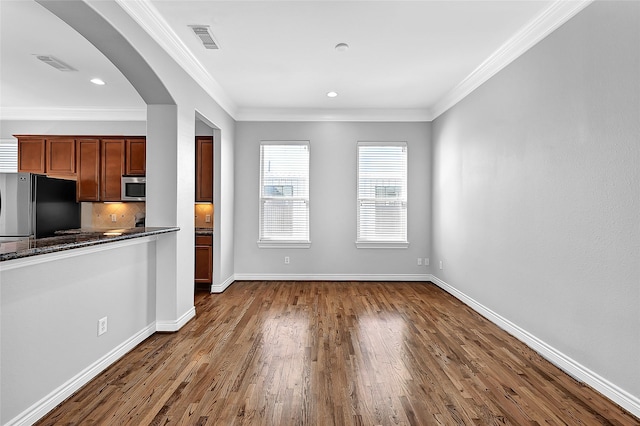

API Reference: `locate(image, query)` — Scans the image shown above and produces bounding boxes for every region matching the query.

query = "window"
[258,141,310,248]
[357,142,408,248]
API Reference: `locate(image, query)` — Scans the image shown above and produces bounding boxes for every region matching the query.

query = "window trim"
[257,140,311,249]
[355,141,409,249]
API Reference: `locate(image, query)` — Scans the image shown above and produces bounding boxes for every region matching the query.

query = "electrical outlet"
[205,214,211,223]
[98,317,108,336]
[439,260,443,270]
[417,258,422,266]
[110,214,117,223]
[425,258,429,266]
[284,256,290,264]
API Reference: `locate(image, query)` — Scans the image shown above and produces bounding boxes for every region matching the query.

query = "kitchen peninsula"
[1,226,181,425]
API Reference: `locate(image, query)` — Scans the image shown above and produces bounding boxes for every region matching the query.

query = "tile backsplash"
[83,202,146,228]
[195,203,214,229]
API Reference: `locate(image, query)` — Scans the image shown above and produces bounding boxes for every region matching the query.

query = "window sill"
[355,241,409,249]
[257,241,311,249]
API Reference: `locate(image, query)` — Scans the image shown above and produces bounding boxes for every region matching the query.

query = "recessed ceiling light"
[90,78,106,85]
[327,91,338,98]
[335,43,349,52]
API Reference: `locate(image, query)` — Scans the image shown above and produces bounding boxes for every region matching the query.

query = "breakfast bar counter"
[0,227,179,262]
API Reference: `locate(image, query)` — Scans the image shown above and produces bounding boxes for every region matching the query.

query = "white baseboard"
[155,306,196,332]
[232,273,430,282]
[428,274,640,419]
[5,324,156,426]
[211,274,235,293]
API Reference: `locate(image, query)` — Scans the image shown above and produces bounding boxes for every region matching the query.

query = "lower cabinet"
[195,234,213,285]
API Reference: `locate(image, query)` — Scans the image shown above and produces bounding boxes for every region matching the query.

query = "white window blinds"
[357,142,408,248]
[259,142,310,247]
[0,140,18,173]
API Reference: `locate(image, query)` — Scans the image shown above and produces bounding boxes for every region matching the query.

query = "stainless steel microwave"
[121,176,146,201]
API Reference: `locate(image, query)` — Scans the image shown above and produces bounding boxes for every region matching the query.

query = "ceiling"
[0,0,591,122]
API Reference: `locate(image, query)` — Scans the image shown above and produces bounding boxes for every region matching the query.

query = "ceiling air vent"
[35,55,77,72]
[189,25,219,50]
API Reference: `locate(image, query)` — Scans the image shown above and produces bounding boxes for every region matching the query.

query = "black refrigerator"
[0,172,81,238]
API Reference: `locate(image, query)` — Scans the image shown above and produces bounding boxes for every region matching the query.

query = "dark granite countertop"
[0,227,179,262]
[195,227,214,236]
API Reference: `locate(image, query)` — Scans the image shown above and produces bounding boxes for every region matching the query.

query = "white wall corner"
[429,0,595,119]
[155,306,196,332]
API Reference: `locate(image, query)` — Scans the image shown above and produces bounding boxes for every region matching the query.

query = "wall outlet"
[110,214,117,223]
[417,258,422,266]
[205,214,211,223]
[98,317,108,336]
[284,256,290,264]
[424,258,429,266]
[439,260,443,270]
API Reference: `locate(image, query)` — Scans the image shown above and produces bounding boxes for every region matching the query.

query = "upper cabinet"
[76,139,101,201]
[125,138,145,176]
[16,135,145,202]
[46,138,76,176]
[17,137,45,173]
[195,136,213,202]
[101,139,125,201]
[17,136,76,176]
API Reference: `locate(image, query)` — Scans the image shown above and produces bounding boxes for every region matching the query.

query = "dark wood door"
[17,137,46,173]
[125,138,146,176]
[196,136,213,202]
[195,235,213,284]
[46,138,76,176]
[101,139,125,201]
[76,139,100,201]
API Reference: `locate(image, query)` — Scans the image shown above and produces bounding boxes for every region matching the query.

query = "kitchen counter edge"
[0,227,180,262]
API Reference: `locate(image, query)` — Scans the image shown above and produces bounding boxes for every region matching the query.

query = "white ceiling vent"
[35,55,77,72]
[189,25,219,50]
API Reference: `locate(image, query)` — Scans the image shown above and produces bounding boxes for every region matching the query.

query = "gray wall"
[234,121,431,279]
[432,0,639,405]
[1,239,157,424]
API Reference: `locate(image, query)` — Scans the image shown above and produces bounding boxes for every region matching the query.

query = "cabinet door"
[17,137,46,173]
[101,139,125,201]
[76,139,100,201]
[125,138,146,176]
[195,136,213,202]
[46,138,76,176]
[195,236,213,284]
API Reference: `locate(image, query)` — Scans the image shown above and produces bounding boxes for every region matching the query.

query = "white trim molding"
[114,0,237,118]
[233,273,430,282]
[5,324,156,426]
[428,274,640,419]
[0,106,146,121]
[211,274,235,294]
[430,0,594,119]
[156,306,196,332]
[236,107,433,122]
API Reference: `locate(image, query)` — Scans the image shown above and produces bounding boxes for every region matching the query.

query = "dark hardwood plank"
[36,281,639,425]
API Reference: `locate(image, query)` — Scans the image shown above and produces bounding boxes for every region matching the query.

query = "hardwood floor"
[37,281,638,425]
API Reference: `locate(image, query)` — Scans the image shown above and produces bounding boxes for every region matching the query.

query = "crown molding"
[236,107,433,122]
[430,0,594,120]
[0,106,146,121]
[114,0,238,119]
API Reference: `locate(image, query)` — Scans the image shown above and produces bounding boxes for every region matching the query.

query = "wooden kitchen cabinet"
[17,137,46,173]
[195,136,213,202]
[125,138,145,176]
[101,139,125,201]
[46,138,76,176]
[76,139,100,201]
[195,234,213,284]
